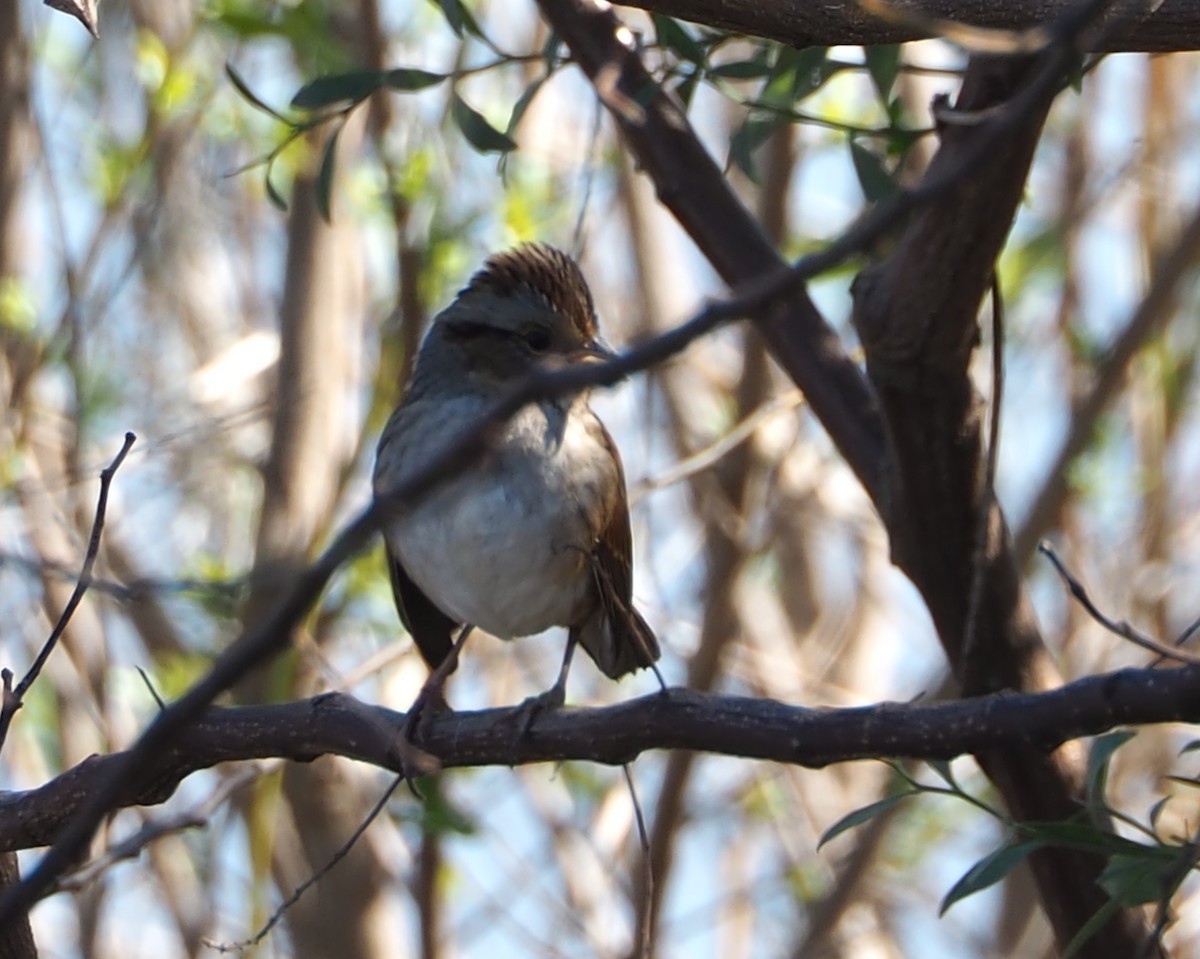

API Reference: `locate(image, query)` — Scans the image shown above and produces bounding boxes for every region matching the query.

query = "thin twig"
[623,763,653,959]
[0,432,136,755]
[630,389,806,504]
[204,773,403,953]
[1039,541,1200,666]
[0,551,246,602]
[54,762,266,894]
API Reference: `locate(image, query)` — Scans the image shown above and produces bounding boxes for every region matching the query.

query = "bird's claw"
[398,686,449,796]
[510,685,566,740]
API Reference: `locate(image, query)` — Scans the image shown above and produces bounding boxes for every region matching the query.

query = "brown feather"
[576,421,661,678]
[465,243,598,343]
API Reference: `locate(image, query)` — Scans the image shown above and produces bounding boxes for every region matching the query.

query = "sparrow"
[373,243,663,726]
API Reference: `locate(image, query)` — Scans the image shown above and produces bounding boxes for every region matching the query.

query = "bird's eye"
[523,328,552,353]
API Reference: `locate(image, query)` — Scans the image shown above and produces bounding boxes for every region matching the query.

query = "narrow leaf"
[865,44,901,103]
[225,62,289,122]
[652,14,706,65]
[673,67,700,110]
[727,114,779,181]
[939,841,1043,915]
[849,137,897,203]
[383,68,448,92]
[291,71,383,110]
[1061,899,1123,959]
[1086,729,1136,805]
[1098,853,1170,907]
[1019,821,1171,859]
[265,170,288,212]
[818,791,916,849]
[709,58,772,80]
[315,127,341,223]
[926,759,957,787]
[451,92,517,154]
[1148,795,1170,830]
[792,46,837,100]
[506,75,548,137]
[432,0,463,36]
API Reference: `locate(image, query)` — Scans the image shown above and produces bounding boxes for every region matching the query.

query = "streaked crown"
[462,243,598,342]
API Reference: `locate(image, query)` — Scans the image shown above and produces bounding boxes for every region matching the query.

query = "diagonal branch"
[0,432,135,755]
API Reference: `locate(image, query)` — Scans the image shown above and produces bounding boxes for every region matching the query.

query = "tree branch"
[2,666,1199,854]
[621,0,1200,54]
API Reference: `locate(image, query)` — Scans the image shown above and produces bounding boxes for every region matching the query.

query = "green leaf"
[673,67,700,109]
[926,759,957,787]
[758,47,804,108]
[727,114,780,181]
[506,74,549,138]
[865,44,901,103]
[451,92,517,154]
[383,68,448,91]
[1019,821,1172,860]
[225,62,289,122]
[817,791,916,849]
[1098,853,1170,907]
[1148,795,1171,830]
[291,70,383,109]
[652,14,706,65]
[315,127,341,222]
[849,137,897,203]
[1086,729,1136,805]
[709,58,772,80]
[432,0,463,36]
[791,46,839,100]
[940,840,1043,915]
[265,169,288,211]
[1061,898,1123,959]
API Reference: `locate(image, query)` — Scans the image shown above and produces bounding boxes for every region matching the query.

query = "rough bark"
[621,0,1200,53]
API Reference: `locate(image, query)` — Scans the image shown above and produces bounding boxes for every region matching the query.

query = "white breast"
[383,398,616,639]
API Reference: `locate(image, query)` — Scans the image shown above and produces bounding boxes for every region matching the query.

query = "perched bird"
[374,243,662,723]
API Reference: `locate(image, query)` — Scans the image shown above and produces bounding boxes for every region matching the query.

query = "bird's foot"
[509,683,567,740]
[397,685,450,796]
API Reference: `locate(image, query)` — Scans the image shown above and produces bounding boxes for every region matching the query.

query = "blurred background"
[2,1,1200,956]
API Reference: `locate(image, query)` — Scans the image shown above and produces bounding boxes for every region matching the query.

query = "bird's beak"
[572,337,617,365]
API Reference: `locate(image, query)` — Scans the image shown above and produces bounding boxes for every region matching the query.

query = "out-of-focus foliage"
[3,2,1200,958]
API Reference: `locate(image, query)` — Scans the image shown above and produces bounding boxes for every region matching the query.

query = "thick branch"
[3,666,1200,853]
[850,3,1158,953]
[537,0,887,502]
[622,0,1200,53]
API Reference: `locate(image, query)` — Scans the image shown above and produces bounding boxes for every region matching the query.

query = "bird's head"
[427,244,615,384]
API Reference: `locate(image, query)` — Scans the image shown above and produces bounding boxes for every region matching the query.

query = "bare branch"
[617,0,1200,53]
[1039,541,1200,666]
[0,432,135,754]
[205,774,402,953]
[2,669,1200,855]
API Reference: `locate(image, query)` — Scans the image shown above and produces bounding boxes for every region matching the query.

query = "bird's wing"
[586,422,661,676]
[387,545,459,670]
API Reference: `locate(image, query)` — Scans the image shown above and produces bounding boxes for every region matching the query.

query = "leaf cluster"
[820,733,1199,956]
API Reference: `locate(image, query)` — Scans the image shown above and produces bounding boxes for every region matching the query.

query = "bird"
[373,243,663,730]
